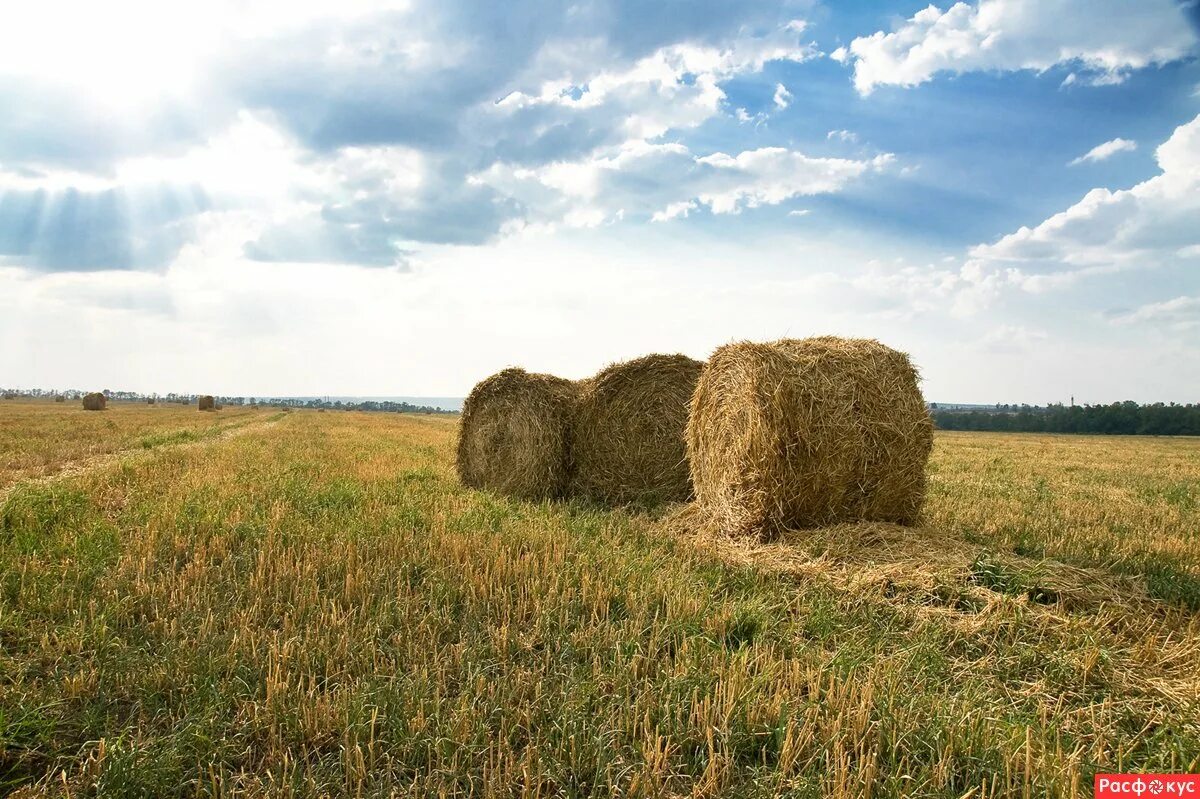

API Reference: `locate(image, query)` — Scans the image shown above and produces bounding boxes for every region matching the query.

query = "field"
[1,403,1198,797]
[0,400,265,492]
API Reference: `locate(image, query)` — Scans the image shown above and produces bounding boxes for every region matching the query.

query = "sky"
[1,0,1199,403]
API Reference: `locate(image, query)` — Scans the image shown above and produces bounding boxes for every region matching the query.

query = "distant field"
[1,406,1197,796]
[0,400,263,491]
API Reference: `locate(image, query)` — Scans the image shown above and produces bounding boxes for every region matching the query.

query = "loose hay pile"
[687,337,932,538]
[456,368,579,500]
[198,395,216,411]
[571,353,703,505]
[82,392,106,411]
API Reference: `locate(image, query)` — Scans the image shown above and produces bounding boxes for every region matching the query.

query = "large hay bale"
[198,395,215,411]
[571,353,704,505]
[687,337,933,538]
[82,392,107,411]
[456,368,579,500]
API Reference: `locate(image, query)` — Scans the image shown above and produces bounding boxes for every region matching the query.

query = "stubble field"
[1,402,1197,797]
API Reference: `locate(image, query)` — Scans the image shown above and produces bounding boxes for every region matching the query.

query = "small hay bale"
[55,395,65,403]
[687,337,933,539]
[571,353,704,505]
[198,395,216,411]
[456,368,579,500]
[82,392,107,411]
[146,397,155,405]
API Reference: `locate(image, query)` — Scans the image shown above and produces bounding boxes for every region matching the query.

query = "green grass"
[136,430,203,449]
[0,414,1197,796]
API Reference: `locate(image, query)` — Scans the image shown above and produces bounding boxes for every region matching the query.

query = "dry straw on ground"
[456,368,579,500]
[687,336,932,539]
[198,395,216,412]
[571,353,703,505]
[82,392,106,411]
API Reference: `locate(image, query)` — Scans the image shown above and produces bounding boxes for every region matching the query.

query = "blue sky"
[1,0,1198,401]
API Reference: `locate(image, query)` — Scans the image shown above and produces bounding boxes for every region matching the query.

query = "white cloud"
[829,46,850,64]
[964,113,1200,290]
[0,111,319,201]
[826,129,859,143]
[1111,296,1200,330]
[2,3,824,271]
[0,0,413,111]
[787,209,811,217]
[494,26,817,140]
[979,323,1048,352]
[773,82,792,109]
[735,107,767,125]
[651,200,698,222]
[1068,137,1136,166]
[845,0,1196,95]
[475,142,893,227]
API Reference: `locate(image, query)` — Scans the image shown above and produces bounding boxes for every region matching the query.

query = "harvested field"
[1,404,1197,796]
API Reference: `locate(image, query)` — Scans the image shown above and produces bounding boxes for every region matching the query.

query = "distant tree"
[933,402,1200,436]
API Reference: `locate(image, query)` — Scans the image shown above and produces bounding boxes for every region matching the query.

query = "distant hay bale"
[198,395,215,411]
[55,395,65,403]
[571,353,704,505]
[146,397,155,405]
[687,337,933,539]
[456,368,579,500]
[82,392,107,411]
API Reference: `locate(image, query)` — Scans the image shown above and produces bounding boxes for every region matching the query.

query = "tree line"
[931,402,1200,436]
[0,388,455,415]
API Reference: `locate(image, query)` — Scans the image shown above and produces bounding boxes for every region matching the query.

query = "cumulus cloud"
[474,141,894,228]
[940,113,1195,311]
[773,83,793,109]
[1110,295,1200,330]
[959,112,1200,301]
[1068,137,1137,165]
[845,0,1196,95]
[0,1,826,272]
[491,27,816,152]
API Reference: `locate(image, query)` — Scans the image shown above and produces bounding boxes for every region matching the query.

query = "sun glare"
[0,3,226,111]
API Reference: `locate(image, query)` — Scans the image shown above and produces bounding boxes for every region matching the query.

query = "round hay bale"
[687,337,933,538]
[54,395,65,403]
[571,353,704,505]
[198,395,215,411]
[82,392,107,411]
[456,368,579,500]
